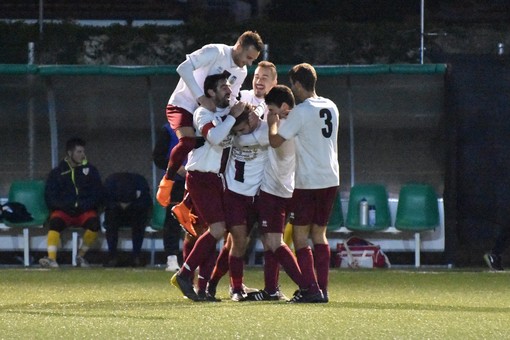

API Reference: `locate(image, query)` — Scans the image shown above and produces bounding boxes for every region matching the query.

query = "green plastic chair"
[327,192,344,231]
[395,183,440,267]
[145,200,167,266]
[395,184,439,232]
[346,184,391,231]
[5,179,49,266]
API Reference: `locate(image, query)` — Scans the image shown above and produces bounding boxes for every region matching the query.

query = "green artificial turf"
[0,267,508,339]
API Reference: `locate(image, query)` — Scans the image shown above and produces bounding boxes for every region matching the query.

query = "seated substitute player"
[171,72,246,302]
[39,137,103,268]
[102,172,152,267]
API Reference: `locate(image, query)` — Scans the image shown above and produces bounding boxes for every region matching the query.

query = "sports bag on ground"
[336,236,391,268]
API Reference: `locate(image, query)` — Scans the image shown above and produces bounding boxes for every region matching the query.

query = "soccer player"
[246,85,317,302]
[39,137,103,268]
[268,64,340,303]
[220,108,269,301]
[207,61,278,298]
[171,72,246,302]
[156,31,264,211]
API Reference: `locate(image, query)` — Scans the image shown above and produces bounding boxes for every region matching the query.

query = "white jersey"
[185,106,235,173]
[277,96,340,189]
[261,119,295,198]
[239,89,268,118]
[225,122,269,197]
[169,44,248,114]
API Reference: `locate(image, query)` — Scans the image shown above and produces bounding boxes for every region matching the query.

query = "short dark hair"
[237,31,264,52]
[203,72,229,98]
[66,137,86,152]
[265,85,295,109]
[233,105,251,127]
[288,63,317,92]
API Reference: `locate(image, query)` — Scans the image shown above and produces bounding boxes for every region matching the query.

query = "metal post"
[147,76,158,195]
[420,0,425,64]
[347,75,355,186]
[39,0,44,37]
[28,42,35,179]
[46,77,59,167]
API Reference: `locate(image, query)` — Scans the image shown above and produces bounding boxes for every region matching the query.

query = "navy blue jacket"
[103,172,152,210]
[45,159,103,216]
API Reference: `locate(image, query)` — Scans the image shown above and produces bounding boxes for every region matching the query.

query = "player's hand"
[267,111,280,127]
[230,101,246,118]
[198,95,215,111]
[248,110,260,128]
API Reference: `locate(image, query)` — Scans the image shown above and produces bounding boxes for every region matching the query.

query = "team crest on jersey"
[82,167,89,175]
[261,220,268,228]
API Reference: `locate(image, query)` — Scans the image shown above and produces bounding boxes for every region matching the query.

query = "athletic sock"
[180,231,216,278]
[313,243,330,292]
[167,137,195,179]
[275,244,305,288]
[229,255,244,292]
[296,246,320,294]
[47,230,60,260]
[263,250,279,293]
[209,244,230,284]
[79,229,98,257]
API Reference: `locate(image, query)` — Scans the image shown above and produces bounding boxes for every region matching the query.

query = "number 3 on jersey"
[320,108,333,138]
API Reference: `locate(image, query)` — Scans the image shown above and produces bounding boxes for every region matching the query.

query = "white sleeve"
[206,115,236,145]
[176,44,221,100]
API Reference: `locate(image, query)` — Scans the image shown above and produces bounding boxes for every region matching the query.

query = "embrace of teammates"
[156,30,340,303]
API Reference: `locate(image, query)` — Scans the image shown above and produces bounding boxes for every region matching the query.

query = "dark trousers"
[163,179,185,257]
[104,205,148,257]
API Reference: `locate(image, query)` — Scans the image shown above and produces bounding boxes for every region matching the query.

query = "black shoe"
[197,290,221,302]
[174,273,200,301]
[103,256,119,268]
[206,281,218,299]
[231,290,247,302]
[246,289,287,301]
[484,253,504,271]
[287,289,324,303]
[131,256,144,267]
[321,289,329,303]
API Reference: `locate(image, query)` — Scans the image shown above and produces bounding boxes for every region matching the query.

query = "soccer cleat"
[229,284,259,298]
[484,253,504,271]
[230,290,247,302]
[156,177,174,207]
[197,290,221,302]
[245,289,288,301]
[321,289,329,303]
[171,202,197,237]
[171,272,200,301]
[287,289,324,303]
[39,257,59,268]
[75,255,90,268]
[165,255,180,272]
[206,282,218,299]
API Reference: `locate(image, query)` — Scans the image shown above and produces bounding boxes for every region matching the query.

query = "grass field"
[0,267,509,339]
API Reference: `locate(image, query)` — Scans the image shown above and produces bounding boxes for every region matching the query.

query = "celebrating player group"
[156,31,340,303]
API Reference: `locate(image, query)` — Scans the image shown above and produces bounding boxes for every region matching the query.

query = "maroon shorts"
[257,190,290,234]
[166,104,193,130]
[291,186,338,226]
[224,189,258,233]
[50,210,99,229]
[186,171,225,226]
